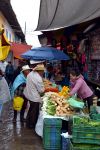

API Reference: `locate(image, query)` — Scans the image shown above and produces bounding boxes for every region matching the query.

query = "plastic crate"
[72,125,100,145]
[90,106,100,121]
[73,125,100,133]
[70,142,100,150]
[72,116,100,145]
[90,114,100,121]
[90,106,97,114]
[43,118,62,150]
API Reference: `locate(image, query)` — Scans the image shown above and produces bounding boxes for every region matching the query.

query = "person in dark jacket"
[5,61,14,85]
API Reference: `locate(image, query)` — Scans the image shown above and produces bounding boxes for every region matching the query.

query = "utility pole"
[24,21,26,39]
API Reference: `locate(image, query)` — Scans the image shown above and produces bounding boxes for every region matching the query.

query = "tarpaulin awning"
[36,0,100,31]
[0,28,10,60]
[11,42,32,59]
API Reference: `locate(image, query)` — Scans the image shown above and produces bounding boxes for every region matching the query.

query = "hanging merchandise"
[67,44,73,53]
[81,53,86,64]
[78,39,85,54]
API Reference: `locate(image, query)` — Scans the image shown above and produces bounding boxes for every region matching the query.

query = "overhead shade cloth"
[21,46,70,61]
[36,0,100,31]
[11,42,32,59]
[0,28,10,60]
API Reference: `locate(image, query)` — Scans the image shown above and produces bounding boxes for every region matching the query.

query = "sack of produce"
[35,111,43,137]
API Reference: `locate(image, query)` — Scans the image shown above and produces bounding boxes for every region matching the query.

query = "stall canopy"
[36,0,100,31]
[0,28,10,60]
[21,46,70,61]
[11,42,32,59]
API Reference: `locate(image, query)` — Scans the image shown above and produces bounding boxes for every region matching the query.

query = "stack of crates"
[71,116,100,150]
[43,118,62,150]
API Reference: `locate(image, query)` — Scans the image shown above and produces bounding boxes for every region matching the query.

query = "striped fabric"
[43,118,62,150]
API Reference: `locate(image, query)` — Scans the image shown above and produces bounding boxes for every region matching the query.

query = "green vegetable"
[46,100,56,115]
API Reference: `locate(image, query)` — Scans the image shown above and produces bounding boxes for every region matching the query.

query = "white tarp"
[36,0,100,31]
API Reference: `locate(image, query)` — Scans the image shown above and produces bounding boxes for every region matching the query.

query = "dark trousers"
[26,101,39,129]
[84,95,93,112]
[14,97,28,120]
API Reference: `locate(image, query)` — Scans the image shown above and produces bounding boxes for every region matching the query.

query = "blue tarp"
[21,46,70,61]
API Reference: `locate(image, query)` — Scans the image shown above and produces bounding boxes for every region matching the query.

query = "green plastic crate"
[72,116,100,145]
[90,106,97,114]
[70,142,100,150]
[73,126,100,133]
[43,118,62,150]
[90,114,100,121]
[90,106,100,121]
[72,126,100,145]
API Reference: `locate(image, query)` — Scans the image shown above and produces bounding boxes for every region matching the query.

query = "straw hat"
[30,60,44,65]
[33,64,45,71]
[21,65,31,72]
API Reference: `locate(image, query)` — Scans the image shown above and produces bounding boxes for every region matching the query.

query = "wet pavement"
[0,101,43,150]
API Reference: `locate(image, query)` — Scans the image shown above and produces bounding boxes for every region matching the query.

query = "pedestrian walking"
[5,61,14,85]
[12,65,31,122]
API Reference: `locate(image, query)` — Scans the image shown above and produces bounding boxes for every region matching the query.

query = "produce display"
[59,86,70,98]
[42,81,84,117]
[43,79,59,93]
[42,92,75,117]
[73,116,100,127]
[43,79,52,87]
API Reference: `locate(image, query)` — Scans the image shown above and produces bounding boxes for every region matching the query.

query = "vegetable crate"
[72,116,100,145]
[70,142,100,150]
[43,118,62,150]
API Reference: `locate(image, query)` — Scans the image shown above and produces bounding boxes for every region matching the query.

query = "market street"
[0,102,43,150]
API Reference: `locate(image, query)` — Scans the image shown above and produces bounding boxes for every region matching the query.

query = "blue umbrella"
[21,46,70,61]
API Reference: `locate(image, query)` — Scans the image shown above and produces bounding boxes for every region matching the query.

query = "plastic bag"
[68,97,84,109]
[13,96,24,111]
[35,111,43,137]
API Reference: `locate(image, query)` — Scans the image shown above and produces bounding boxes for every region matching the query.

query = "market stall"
[34,78,89,149]
[33,74,100,150]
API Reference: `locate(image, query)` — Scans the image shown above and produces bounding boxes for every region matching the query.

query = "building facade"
[0,0,25,43]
